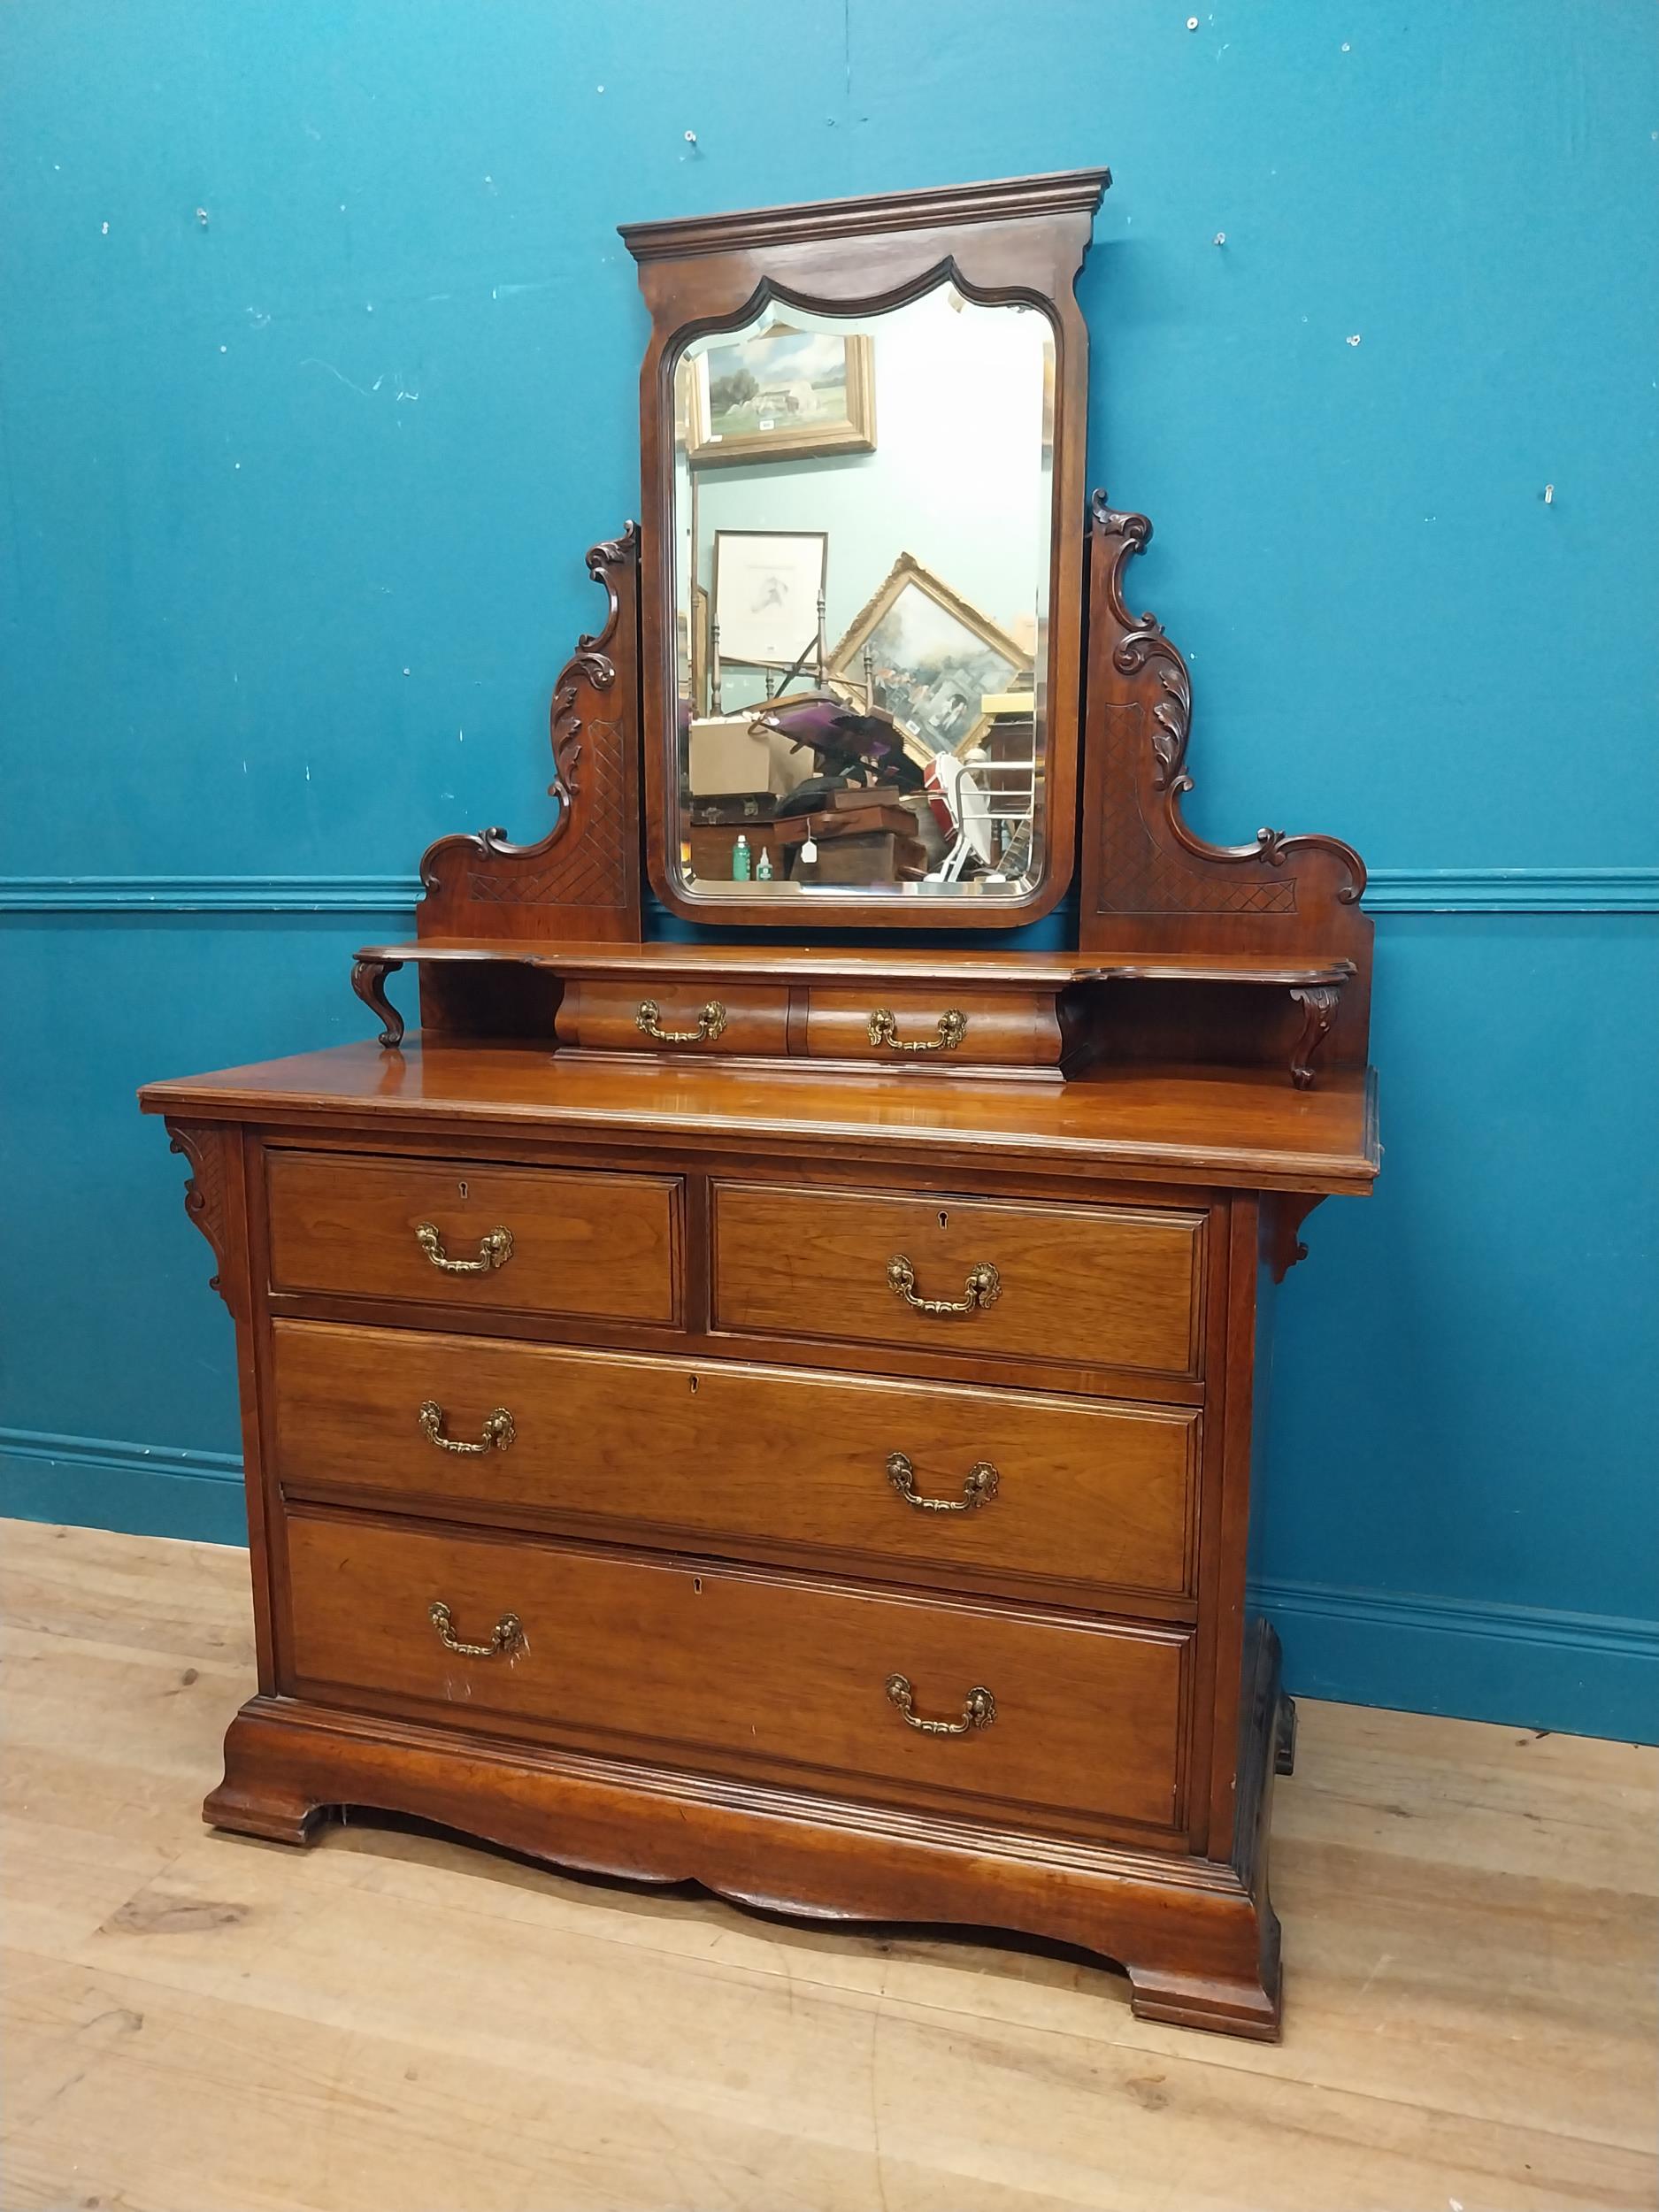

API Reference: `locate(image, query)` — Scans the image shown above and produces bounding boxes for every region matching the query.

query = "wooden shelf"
[354,934,1357,992]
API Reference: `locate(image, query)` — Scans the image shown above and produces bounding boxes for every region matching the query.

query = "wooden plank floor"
[2,1519,1653,2212]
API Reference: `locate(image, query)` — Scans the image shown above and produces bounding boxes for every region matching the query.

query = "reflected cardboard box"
[687,714,812,800]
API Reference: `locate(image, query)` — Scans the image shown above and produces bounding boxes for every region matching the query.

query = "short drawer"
[554,979,788,1056]
[270,1320,1199,1601]
[806,986,1064,1071]
[284,1511,1190,1832]
[266,1150,681,1324]
[711,1182,1205,1379]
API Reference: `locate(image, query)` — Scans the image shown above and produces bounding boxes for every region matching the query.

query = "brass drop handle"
[887,1451,999,1512]
[886,1673,996,1735]
[414,1222,514,1275]
[868,1007,967,1054]
[887,1255,1002,1316]
[428,1600,523,1659]
[418,1400,515,1455]
[637,998,727,1045]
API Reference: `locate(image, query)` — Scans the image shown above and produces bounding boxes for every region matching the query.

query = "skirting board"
[0,1428,249,1548]
[3,1428,1654,1746]
[1256,1577,1657,1748]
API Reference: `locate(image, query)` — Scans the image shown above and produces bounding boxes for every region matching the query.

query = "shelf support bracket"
[351,956,406,1048]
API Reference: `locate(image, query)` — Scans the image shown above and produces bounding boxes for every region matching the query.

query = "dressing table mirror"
[141,170,1379,2040]
[663,282,1058,910]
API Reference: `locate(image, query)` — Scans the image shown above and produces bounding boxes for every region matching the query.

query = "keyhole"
[688,1374,698,1394]
[939,1210,949,1231]
[692,1576,703,1594]
[457,1179,469,1200]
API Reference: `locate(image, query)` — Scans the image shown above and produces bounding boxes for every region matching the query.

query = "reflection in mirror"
[670,280,1054,902]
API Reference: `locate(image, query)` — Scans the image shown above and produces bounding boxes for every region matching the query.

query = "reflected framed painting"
[829,552,1031,757]
[687,326,875,465]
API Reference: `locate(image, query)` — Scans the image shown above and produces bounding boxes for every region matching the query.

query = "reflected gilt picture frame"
[828,551,1033,759]
[687,326,875,466]
[689,579,710,716]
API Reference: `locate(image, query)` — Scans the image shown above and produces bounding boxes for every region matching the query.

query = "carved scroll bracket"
[167,1121,236,1312]
[1288,984,1340,1089]
[351,956,406,1049]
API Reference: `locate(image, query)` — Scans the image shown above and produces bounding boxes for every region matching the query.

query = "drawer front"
[806,986,1064,1071]
[266,1151,681,1324]
[712,1182,1205,1379]
[284,1512,1190,1832]
[555,979,788,1056]
[271,1320,1199,1601]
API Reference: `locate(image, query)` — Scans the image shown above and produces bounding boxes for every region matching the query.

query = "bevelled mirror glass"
[667,280,1055,903]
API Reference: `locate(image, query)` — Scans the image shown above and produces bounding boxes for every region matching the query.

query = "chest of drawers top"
[142,1039,1379,1197]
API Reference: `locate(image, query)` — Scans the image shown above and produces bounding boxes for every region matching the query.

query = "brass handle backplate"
[637,997,727,1045]
[867,1007,967,1054]
[418,1400,515,1456]
[887,1255,1002,1316]
[414,1222,514,1275]
[428,1600,523,1659]
[887,1451,999,1513]
[886,1673,996,1735]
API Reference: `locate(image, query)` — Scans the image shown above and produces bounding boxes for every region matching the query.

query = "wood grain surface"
[270,1317,1201,1603]
[280,1509,1191,1833]
[140,1039,1380,1197]
[265,1148,682,1325]
[710,1181,1206,1376]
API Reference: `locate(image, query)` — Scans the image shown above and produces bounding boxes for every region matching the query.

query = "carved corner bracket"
[1081,492,1369,925]
[351,956,405,1048]
[415,523,643,938]
[1262,1194,1325,1284]
[166,1121,235,1310]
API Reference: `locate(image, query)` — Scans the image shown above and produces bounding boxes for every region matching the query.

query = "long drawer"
[270,1319,1199,1601]
[283,1511,1190,1832]
[266,1150,682,1325]
[712,1181,1206,1379]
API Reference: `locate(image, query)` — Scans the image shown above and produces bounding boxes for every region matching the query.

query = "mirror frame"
[621,168,1109,932]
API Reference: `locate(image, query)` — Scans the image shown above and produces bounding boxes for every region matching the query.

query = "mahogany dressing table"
[141,171,1378,2039]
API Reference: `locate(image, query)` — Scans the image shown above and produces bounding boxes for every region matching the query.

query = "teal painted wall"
[3,2,1655,1738]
